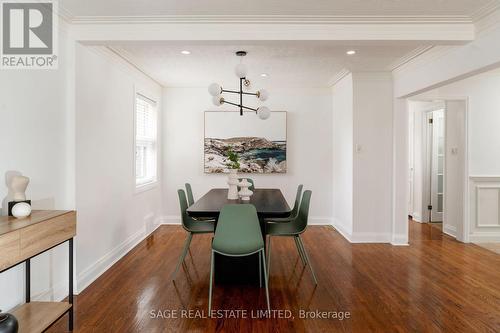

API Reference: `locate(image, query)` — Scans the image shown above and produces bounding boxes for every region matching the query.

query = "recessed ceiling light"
[181,50,191,55]
[260,73,268,77]
[346,50,356,55]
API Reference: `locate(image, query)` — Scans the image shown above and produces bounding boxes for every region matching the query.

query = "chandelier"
[208,51,271,120]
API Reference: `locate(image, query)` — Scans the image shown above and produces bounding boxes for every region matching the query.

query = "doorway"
[425,109,444,223]
[408,99,467,241]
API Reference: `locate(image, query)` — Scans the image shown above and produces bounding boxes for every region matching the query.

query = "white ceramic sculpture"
[11,175,30,201]
[238,179,253,201]
[12,202,32,218]
[227,169,239,200]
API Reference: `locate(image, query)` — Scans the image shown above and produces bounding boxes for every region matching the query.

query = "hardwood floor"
[49,221,500,332]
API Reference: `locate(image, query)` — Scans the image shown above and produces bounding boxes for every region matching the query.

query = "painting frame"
[204,110,288,174]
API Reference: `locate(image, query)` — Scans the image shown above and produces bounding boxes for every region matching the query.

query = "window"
[135,93,157,187]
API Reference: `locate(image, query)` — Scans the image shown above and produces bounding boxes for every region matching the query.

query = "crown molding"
[69,14,474,25]
[470,0,500,22]
[474,2,500,34]
[107,46,165,87]
[387,45,435,71]
[329,69,351,87]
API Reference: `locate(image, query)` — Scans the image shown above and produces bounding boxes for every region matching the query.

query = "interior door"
[408,111,414,216]
[430,110,445,222]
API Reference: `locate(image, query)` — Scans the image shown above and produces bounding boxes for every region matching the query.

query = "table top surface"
[0,210,74,236]
[187,188,291,217]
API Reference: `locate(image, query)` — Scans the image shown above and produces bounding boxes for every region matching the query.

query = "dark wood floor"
[49,221,500,332]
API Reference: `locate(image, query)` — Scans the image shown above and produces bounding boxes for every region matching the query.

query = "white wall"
[332,74,353,235]
[352,73,394,240]
[443,100,466,239]
[0,24,73,310]
[331,72,394,243]
[162,86,333,224]
[75,45,163,291]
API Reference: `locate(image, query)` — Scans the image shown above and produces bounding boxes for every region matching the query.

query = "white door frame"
[407,97,469,242]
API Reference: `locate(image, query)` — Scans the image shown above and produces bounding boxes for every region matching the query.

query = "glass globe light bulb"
[257,106,271,120]
[235,63,248,79]
[208,83,221,96]
[258,89,269,101]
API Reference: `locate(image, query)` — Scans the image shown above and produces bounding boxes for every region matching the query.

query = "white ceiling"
[61,0,494,18]
[110,41,423,87]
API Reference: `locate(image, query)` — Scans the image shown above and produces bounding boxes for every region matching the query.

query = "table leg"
[69,238,74,331]
[25,259,30,303]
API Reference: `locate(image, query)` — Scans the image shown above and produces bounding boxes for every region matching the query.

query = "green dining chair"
[237,178,255,192]
[171,189,215,280]
[185,183,214,221]
[265,190,317,284]
[185,183,196,206]
[289,184,303,219]
[208,204,270,313]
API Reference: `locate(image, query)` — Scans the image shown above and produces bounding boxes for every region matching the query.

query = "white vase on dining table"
[227,169,239,200]
[238,178,253,201]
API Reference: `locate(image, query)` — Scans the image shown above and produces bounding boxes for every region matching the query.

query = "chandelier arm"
[221,89,240,94]
[222,89,258,96]
[223,100,258,112]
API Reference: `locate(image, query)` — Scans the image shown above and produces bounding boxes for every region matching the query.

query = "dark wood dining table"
[187,188,291,284]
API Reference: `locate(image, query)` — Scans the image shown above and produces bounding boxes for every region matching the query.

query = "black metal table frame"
[0,238,74,331]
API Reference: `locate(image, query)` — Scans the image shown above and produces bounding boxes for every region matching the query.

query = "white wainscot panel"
[469,176,500,242]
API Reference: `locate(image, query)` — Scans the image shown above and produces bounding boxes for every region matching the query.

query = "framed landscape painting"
[204,111,287,173]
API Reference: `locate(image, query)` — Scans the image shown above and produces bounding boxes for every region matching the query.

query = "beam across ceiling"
[72,21,474,43]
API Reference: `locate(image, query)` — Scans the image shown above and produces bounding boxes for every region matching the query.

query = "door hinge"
[428,205,433,211]
[428,118,433,124]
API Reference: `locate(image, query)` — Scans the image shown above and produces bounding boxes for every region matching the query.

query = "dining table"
[187,188,291,285]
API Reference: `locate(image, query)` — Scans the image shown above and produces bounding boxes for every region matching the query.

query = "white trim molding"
[70,14,474,25]
[76,226,147,293]
[469,176,500,243]
[332,219,392,244]
[160,215,332,225]
[391,234,410,246]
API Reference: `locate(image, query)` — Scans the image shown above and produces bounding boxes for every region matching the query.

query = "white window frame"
[134,89,159,192]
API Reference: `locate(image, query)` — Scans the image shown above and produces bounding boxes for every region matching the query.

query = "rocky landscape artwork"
[204,111,287,173]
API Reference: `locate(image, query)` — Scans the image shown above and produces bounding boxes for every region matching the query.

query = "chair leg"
[259,251,262,288]
[208,251,214,314]
[171,233,193,280]
[266,236,272,281]
[294,236,307,266]
[297,235,318,285]
[260,250,271,312]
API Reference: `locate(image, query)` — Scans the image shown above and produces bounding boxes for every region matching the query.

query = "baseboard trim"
[76,225,147,294]
[349,232,391,243]
[469,232,500,243]
[331,219,392,243]
[159,215,332,225]
[443,224,457,238]
[32,281,68,302]
[331,219,354,242]
[391,234,409,246]
[411,213,425,223]
[163,215,392,243]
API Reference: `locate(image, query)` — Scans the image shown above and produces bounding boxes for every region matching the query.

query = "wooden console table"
[0,210,76,332]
